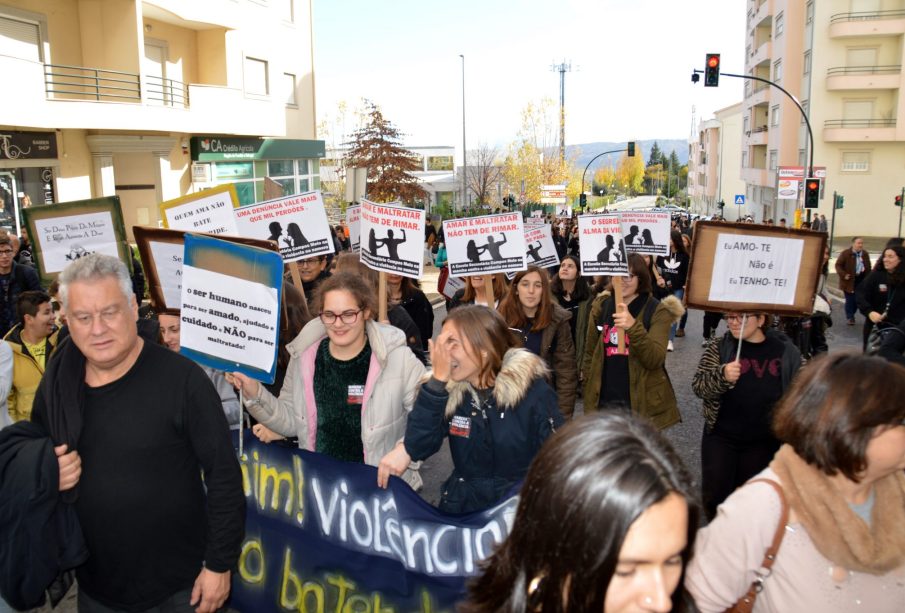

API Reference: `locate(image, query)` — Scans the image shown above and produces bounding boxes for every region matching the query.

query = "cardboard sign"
[620,211,671,256]
[179,234,282,383]
[577,213,629,276]
[22,196,131,284]
[685,221,827,316]
[524,224,560,269]
[133,226,279,315]
[443,213,526,277]
[346,205,361,251]
[234,190,334,262]
[160,184,239,235]
[359,199,424,279]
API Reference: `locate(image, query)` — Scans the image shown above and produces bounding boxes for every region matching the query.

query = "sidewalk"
[420,263,444,305]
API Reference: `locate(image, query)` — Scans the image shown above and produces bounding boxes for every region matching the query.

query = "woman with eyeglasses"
[581,254,683,431]
[692,311,801,518]
[499,266,577,419]
[377,305,564,513]
[687,352,905,612]
[229,272,427,488]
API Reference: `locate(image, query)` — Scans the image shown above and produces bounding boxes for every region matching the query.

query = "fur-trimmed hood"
[442,347,549,418]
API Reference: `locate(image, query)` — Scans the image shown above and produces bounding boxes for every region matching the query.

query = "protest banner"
[620,211,671,256]
[179,234,282,382]
[346,204,361,251]
[443,213,526,277]
[685,221,827,316]
[229,434,518,612]
[530,210,543,219]
[360,199,425,279]
[234,190,334,262]
[133,227,279,315]
[555,203,572,219]
[22,196,131,284]
[159,184,239,236]
[577,213,629,276]
[524,223,559,269]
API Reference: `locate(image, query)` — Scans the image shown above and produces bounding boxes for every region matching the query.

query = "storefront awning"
[190,137,325,161]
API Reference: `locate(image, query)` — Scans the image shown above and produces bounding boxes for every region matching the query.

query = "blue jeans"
[844,291,857,321]
[669,288,685,340]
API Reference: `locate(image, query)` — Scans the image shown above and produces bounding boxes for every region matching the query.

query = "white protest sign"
[524,224,560,269]
[530,210,543,219]
[148,241,184,308]
[708,233,804,305]
[439,273,465,300]
[359,199,425,279]
[160,185,239,235]
[180,266,280,372]
[346,205,361,251]
[556,203,572,218]
[578,213,629,276]
[34,211,121,273]
[620,211,671,256]
[234,191,333,262]
[443,212,526,277]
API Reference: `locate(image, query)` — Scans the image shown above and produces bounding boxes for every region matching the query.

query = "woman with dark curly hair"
[463,412,701,612]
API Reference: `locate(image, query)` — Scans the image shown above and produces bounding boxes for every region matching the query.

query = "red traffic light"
[707,56,720,68]
[705,53,721,87]
[807,181,819,191]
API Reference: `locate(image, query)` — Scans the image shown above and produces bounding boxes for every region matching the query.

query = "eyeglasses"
[0,250,14,256]
[298,258,324,269]
[319,309,362,325]
[724,314,752,323]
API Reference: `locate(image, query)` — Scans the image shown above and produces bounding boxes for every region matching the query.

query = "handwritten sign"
[620,211,671,256]
[22,196,131,284]
[148,241,184,308]
[443,213,526,277]
[360,199,424,279]
[178,234,282,382]
[234,191,333,262]
[578,213,629,276]
[708,234,804,305]
[524,224,559,269]
[346,205,361,251]
[160,185,239,236]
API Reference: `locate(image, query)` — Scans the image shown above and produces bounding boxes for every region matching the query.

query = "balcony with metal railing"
[824,118,898,142]
[826,65,902,90]
[829,10,905,37]
[43,64,190,108]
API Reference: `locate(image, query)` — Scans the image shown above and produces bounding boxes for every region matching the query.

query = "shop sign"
[0,131,58,160]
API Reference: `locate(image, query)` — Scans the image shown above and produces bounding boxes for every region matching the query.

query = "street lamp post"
[459,54,466,216]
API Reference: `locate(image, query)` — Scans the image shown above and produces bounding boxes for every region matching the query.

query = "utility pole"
[551,60,571,165]
[459,54,466,215]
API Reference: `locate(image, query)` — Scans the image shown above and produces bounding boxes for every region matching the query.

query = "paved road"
[417,294,864,506]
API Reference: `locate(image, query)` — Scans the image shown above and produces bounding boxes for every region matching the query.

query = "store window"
[0,167,55,235]
[207,158,320,205]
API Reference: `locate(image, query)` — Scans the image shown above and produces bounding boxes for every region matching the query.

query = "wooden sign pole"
[482,275,495,308]
[378,272,388,321]
[613,280,626,354]
[288,262,308,311]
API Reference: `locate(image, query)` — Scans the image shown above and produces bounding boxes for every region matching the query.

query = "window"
[798,150,807,166]
[806,1,814,24]
[801,100,809,124]
[803,51,811,75]
[841,151,871,172]
[846,47,878,68]
[771,105,781,127]
[773,60,782,83]
[0,14,43,62]
[277,0,294,22]
[775,12,784,37]
[427,156,454,171]
[768,150,778,170]
[283,72,297,106]
[744,116,750,133]
[244,57,269,96]
[843,99,874,120]
[742,151,748,167]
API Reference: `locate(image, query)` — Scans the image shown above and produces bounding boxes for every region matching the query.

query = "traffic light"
[896,194,903,208]
[579,193,587,207]
[804,178,821,208]
[705,54,720,87]
[627,141,636,157]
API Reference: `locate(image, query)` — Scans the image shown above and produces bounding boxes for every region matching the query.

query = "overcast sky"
[313,0,745,154]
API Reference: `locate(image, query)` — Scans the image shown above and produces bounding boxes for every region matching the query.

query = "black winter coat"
[404,349,563,513]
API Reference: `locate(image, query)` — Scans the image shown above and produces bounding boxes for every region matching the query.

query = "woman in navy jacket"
[378,305,564,513]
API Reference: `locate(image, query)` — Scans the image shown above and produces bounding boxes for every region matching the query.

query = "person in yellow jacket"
[4,290,57,422]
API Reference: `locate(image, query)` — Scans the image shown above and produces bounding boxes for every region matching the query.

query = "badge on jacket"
[450,415,471,438]
[347,384,364,405]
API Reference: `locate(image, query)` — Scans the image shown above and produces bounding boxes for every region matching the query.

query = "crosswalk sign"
[734,194,745,205]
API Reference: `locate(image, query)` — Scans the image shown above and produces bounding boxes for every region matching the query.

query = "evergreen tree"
[345,101,428,204]
[648,141,664,167]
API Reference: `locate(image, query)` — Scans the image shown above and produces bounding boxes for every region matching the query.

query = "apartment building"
[688,102,747,220]
[0,0,323,240]
[742,0,905,236]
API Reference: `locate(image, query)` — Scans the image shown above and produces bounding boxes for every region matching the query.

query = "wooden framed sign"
[685,221,827,316]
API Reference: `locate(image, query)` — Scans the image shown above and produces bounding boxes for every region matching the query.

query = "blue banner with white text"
[229,434,518,612]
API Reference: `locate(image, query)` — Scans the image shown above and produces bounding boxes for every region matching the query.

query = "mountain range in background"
[566,139,689,169]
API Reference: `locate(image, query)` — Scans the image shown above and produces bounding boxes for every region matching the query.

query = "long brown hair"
[444,305,520,387]
[498,266,554,331]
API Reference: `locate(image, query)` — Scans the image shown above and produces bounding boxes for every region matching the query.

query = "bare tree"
[466,143,503,206]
